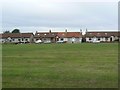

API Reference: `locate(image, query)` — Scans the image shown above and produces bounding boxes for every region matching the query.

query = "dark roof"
[34,32,57,38]
[2,33,33,38]
[21,33,33,38]
[86,32,119,37]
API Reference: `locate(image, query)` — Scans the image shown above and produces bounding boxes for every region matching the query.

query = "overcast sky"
[1,0,119,33]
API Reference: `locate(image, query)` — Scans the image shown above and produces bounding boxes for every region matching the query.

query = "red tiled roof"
[57,32,82,38]
[57,32,66,38]
[34,32,82,38]
[66,32,82,38]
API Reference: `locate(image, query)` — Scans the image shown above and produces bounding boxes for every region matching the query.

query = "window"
[25,39,28,41]
[98,38,100,41]
[12,39,14,41]
[105,37,108,40]
[89,38,91,40]
[61,38,63,41]
[22,38,24,41]
[105,33,107,35]
[18,39,21,41]
[36,39,39,41]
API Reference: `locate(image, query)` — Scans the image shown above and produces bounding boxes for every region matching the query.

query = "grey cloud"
[2,1,118,31]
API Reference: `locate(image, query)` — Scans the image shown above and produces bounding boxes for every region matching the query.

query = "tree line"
[3,29,20,34]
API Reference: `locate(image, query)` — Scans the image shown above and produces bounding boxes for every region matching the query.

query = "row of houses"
[0,33,34,43]
[0,30,120,44]
[85,32,119,42]
[34,30,82,43]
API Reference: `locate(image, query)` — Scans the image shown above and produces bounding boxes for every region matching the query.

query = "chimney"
[80,29,82,35]
[49,29,51,33]
[80,29,82,33]
[35,31,38,35]
[65,29,67,33]
[85,28,88,35]
[86,28,88,33]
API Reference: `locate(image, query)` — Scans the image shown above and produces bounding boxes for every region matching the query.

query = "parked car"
[56,40,65,43]
[35,40,43,44]
[92,40,100,43]
[44,41,51,44]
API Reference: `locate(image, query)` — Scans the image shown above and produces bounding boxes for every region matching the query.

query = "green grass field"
[2,43,118,88]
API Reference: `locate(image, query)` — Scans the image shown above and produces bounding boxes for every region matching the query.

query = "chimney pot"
[49,29,51,33]
[65,29,67,33]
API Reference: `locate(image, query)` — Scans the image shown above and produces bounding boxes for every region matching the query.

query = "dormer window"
[97,33,100,35]
[105,33,107,35]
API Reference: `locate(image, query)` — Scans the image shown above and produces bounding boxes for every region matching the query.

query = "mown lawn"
[2,43,118,88]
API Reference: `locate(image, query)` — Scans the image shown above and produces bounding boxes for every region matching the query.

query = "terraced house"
[56,30,82,43]
[34,30,58,43]
[85,31,119,42]
[34,30,82,43]
[0,30,119,44]
[1,33,34,43]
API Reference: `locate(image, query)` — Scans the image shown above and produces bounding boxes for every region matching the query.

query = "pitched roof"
[86,32,119,37]
[34,32,57,38]
[66,32,82,38]
[34,32,82,38]
[57,32,66,38]
[21,33,33,38]
[2,33,33,38]
[57,32,82,38]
